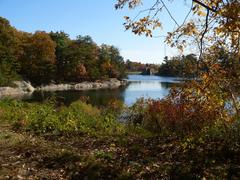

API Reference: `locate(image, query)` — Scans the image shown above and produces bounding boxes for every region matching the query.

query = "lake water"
[24,75,181,106]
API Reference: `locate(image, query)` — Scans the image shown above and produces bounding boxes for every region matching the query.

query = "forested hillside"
[0,17,126,86]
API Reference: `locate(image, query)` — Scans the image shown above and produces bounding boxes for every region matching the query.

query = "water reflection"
[26,88,126,106]
[160,82,178,89]
[23,75,181,106]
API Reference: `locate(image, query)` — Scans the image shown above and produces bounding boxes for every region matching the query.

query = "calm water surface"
[24,75,181,106]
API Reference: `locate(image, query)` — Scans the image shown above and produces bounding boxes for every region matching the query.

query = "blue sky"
[0,0,193,63]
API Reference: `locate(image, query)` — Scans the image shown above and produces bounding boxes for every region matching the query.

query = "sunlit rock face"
[0,79,126,99]
[0,81,34,98]
[13,81,35,92]
[36,78,126,91]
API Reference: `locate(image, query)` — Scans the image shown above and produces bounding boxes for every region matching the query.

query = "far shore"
[0,78,127,99]
[126,71,142,75]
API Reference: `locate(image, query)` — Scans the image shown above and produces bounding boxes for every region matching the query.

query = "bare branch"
[199,9,210,59]
[159,0,180,27]
[192,0,217,13]
[181,0,194,27]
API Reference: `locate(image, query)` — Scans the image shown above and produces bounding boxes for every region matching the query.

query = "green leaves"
[0,17,127,85]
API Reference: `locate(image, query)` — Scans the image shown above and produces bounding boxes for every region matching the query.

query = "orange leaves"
[107,99,125,112]
[117,0,240,135]
[182,22,198,36]
[197,10,207,17]
[75,64,87,77]
[136,72,233,134]
[115,0,142,9]
[118,0,239,56]
[30,31,56,64]
[192,2,206,17]
[123,16,161,37]
[124,16,130,20]
[144,97,209,134]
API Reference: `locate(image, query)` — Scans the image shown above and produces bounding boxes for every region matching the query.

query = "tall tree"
[0,17,21,85]
[49,31,71,81]
[19,31,56,85]
[99,44,126,78]
[60,35,99,81]
[75,35,100,80]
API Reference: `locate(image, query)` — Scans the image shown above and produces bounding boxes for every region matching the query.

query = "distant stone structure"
[141,64,154,75]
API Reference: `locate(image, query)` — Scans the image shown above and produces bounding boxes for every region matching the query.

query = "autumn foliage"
[0,17,126,86]
[116,0,240,134]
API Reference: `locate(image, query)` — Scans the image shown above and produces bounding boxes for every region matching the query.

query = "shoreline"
[0,78,127,99]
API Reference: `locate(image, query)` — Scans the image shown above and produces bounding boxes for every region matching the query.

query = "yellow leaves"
[182,22,198,36]
[211,63,221,70]
[101,61,112,72]
[177,45,184,53]
[192,3,205,16]
[202,73,209,81]
[128,0,142,9]
[123,16,161,37]
[197,10,206,17]
[153,21,161,30]
[75,64,87,76]
[192,2,207,17]
[214,27,222,35]
[115,0,142,9]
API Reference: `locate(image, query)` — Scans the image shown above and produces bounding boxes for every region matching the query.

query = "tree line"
[158,54,198,77]
[126,54,199,77]
[126,52,237,79]
[0,17,126,86]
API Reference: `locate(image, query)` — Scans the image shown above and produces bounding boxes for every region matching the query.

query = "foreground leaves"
[1,122,240,179]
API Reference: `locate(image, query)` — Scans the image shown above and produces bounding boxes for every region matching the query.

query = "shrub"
[126,98,149,125]
[0,99,125,136]
[127,90,229,135]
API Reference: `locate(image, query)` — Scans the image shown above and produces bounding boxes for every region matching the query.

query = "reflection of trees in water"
[126,81,142,84]
[22,76,182,106]
[25,86,127,107]
[128,81,179,89]
[160,82,178,89]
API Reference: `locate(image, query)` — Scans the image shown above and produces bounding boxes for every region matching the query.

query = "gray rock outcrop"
[0,81,35,98]
[37,78,125,92]
[0,78,126,98]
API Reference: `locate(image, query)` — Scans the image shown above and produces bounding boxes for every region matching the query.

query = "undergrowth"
[0,98,150,137]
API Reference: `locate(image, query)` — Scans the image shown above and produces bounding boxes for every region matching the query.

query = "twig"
[159,0,180,27]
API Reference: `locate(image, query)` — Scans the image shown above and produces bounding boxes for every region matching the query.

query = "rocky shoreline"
[0,78,127,98]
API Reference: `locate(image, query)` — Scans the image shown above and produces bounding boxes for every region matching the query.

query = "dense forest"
[157,53,239,78]
[158,54,198,77]
[0,17,126,86]
[126,54,200,77]
[125,60,159,73]
[0,15,207,88]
